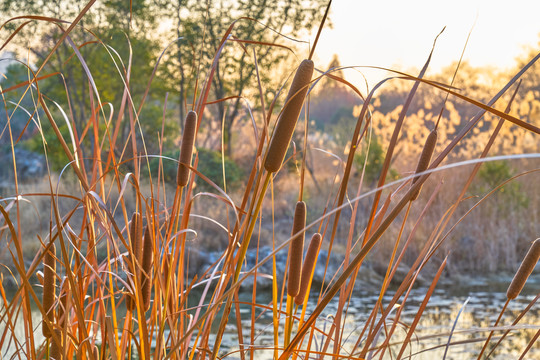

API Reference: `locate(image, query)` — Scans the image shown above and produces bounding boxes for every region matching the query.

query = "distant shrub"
[476,160,529,209]
[353,135,397,185]
[150,147,243,192]
[25,123,71,172]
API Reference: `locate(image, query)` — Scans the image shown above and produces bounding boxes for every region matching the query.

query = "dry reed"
[411,129,437,201]
[264,59,314,173]
[36,270,44,285]
[287,201,307,297]
[57,277,68,328]
[42,242,56,338]
[507,239,540,300]
[295,232,322,305]
[177,110,198,187]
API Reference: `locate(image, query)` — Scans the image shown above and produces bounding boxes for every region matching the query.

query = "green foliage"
[24,122,71,172]
[476,160,529,209]
[353,134,396,185]
[149,147,243,192]
[0,62,41,146]
[196,148,244,192]
[156,0,328,156]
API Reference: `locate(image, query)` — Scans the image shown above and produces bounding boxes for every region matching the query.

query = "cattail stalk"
[287,201,307,297]
[411,129,437,201]
[295,233,322,305]
[141,226,153,311]
[42,242,56,338]
[264,59,314,173]
[507,239,540,300]
[177,110,198,187]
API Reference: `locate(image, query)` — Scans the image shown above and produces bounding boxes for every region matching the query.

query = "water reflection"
[219,284,539,360]
[1,283,538,359]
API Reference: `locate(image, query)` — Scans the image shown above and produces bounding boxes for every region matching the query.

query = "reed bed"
[0,1,539,360]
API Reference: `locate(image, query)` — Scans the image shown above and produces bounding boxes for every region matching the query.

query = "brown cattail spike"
[177,110,198,187]
[130,212,143,274]
[42,242,56,338]
[127,212,143,310]
[264,59,314,173]
[141,226,153,311]
[287,201,307,297]
[50,329,62,360]
[295,233,322,305]
[507,239,540,300]
[411,129,437,201]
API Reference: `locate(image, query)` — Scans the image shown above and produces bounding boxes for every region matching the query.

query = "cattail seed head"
[264,59,314,173]
[42,242,56,338]
[129,212,143,273]
[50,329,62,360]
[507,239,540,300]
[287,201,307,297]
[177,110,198,187]
[126,212,143,311]
[295,233,322,306]
[411,129,437,201]
[141,226,153,311]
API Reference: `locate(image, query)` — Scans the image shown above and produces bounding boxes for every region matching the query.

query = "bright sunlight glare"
[314,0,540,87]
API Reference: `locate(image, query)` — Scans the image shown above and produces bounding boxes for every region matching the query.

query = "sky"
[314,0,540,87]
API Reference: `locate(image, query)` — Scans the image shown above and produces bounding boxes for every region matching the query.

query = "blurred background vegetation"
[1,0,538,274]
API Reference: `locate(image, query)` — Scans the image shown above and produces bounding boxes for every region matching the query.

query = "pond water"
[1,279,539,359]
[212,279,540,360]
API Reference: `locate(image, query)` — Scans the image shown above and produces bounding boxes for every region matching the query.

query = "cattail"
[127,212,143,310]
[177,110,198,187]
[50,329,62,360]
[411,129,437,201]
[264,59,314,173]
[507,239,540,300]
[57,277,68,329]
[287,201,307,297]
[295,233,322,306]
[130,212,143,269]
[42,242,56,338]
[141,226,153,311]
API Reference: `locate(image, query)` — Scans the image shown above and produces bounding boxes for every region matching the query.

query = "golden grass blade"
[411,129,438,201]
[485,294,540,358]
[395,257,448,359]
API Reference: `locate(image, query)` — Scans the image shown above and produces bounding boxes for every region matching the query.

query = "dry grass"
[0,1,539,360]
